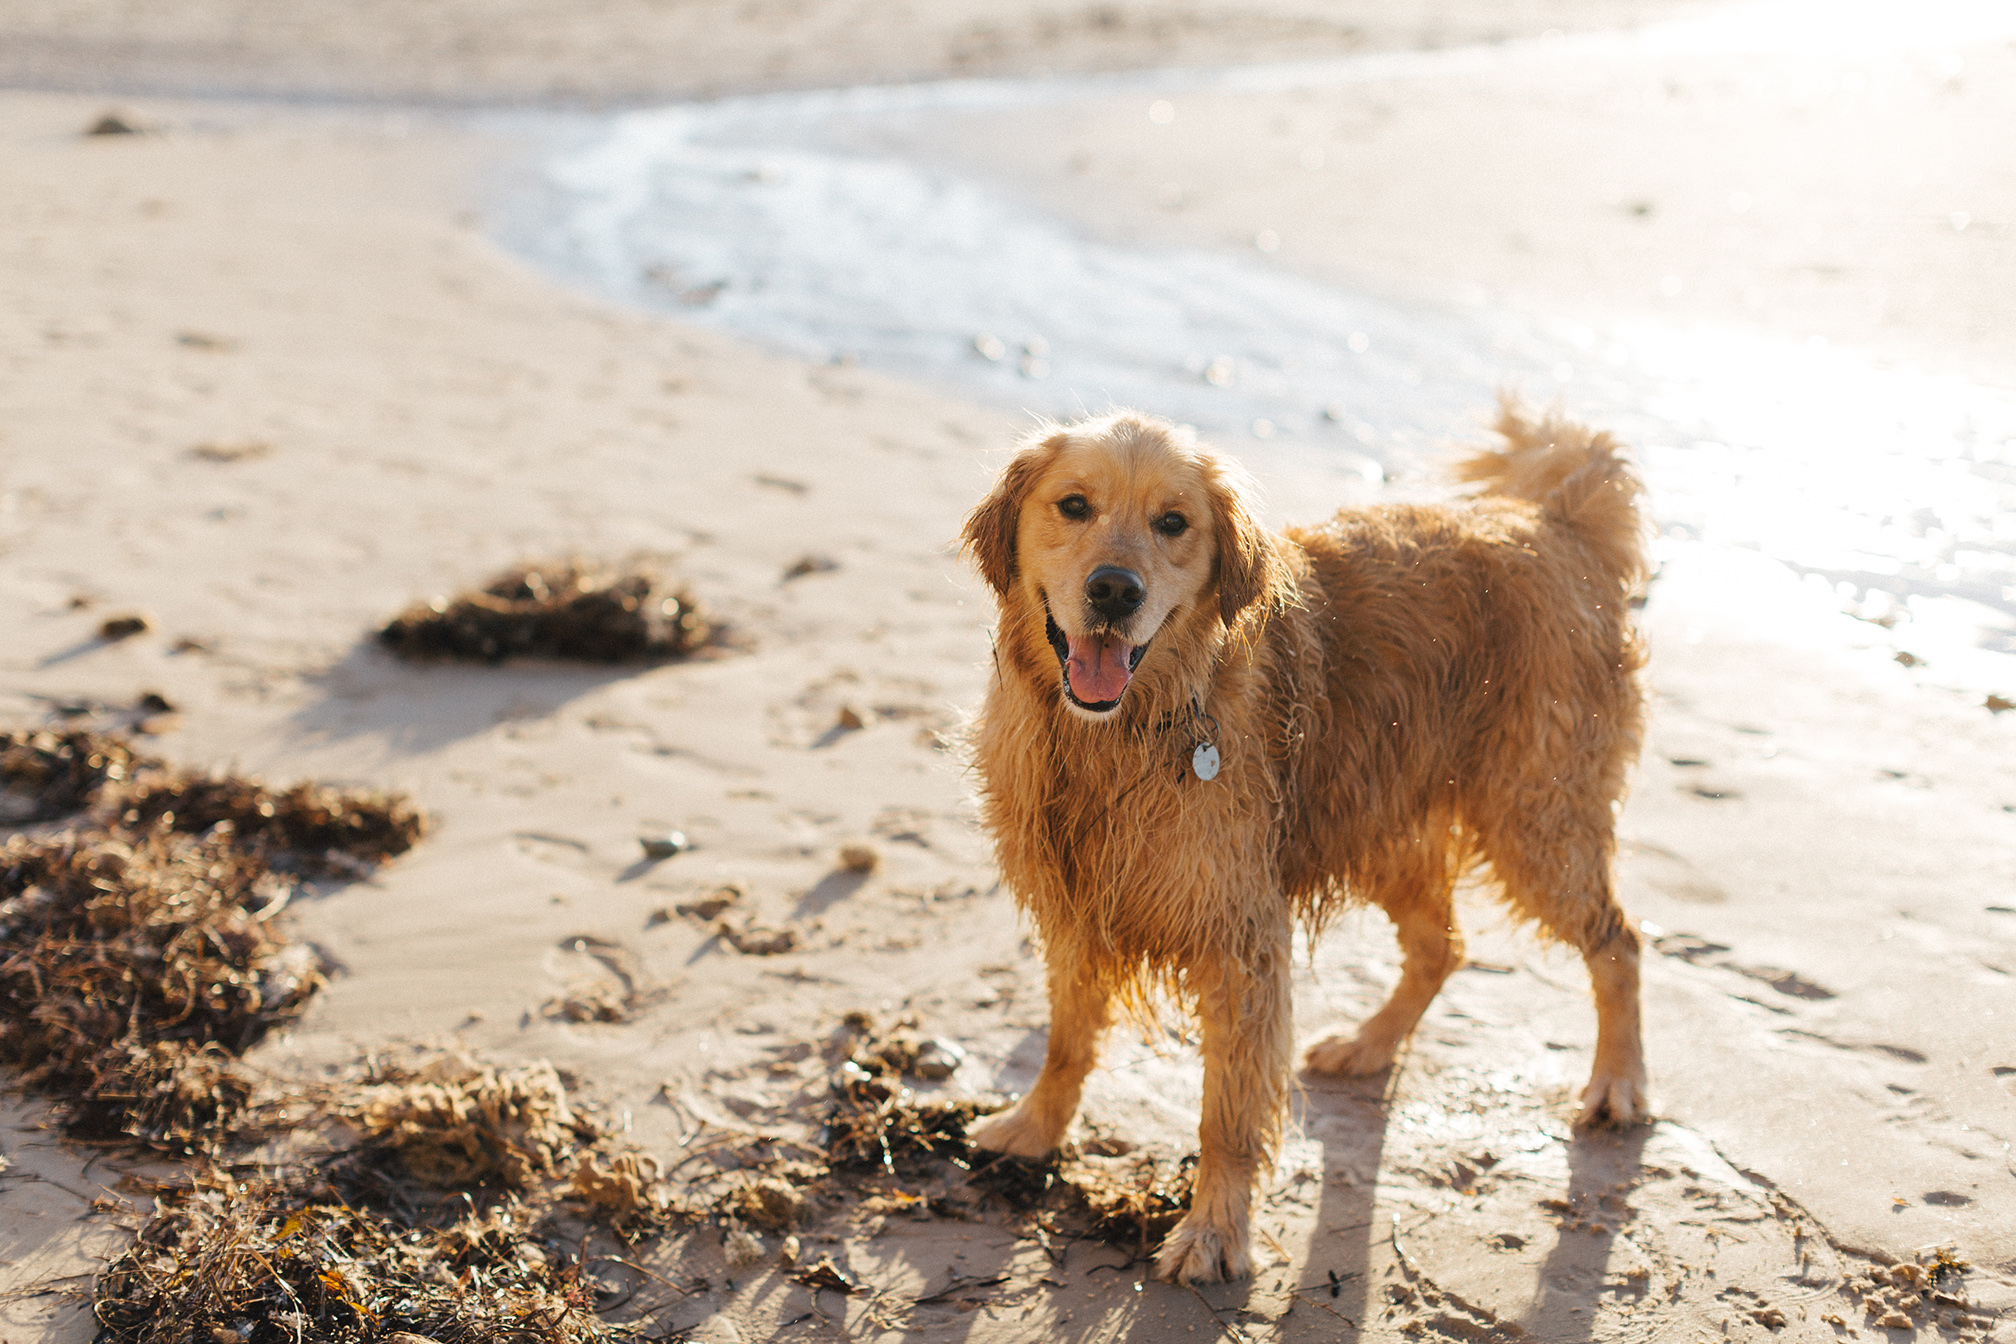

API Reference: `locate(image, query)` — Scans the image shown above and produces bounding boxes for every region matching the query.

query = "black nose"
[1085,566,1145,623]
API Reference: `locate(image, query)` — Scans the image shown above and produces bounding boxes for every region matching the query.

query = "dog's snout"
[1085,565,1145,623]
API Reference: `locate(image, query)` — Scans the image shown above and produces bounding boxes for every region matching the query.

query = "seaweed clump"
[0,728,142,824]
[821,1011,995,1176]
[0,730,425,1149]
[378,561,713,665]
[1842,1247,1986,1333]
[1065,1151,1196,1253]
[89,1048,685,1344]
[94,1176,618,1344]
[816,1014,1195,1253]
[112,772,427,875]
[350,1053,587,1188]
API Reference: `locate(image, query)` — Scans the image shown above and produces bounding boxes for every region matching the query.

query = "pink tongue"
[1065,633,1135,704]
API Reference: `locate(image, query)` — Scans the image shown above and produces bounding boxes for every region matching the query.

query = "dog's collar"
[1171,698,1221,781]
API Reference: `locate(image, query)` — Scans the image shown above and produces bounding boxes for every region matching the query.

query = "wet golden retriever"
[960,403,1649,1283]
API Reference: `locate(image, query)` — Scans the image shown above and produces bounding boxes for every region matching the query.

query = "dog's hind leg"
[968,945,1112,1157]
[1154,920,1294,1285]
[1575,909,1647,1127]
[1304,844,1462,1077]
[1476,807,1648,1127]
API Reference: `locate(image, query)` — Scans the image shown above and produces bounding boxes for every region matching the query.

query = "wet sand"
[2,3,2013,1341]
[0,0,1709,105]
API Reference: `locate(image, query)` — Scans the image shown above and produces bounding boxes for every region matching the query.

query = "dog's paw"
[1303,1031,1398,1077]
[1575,1068,1650,1129]
[1153,1209,1252,1285]
[967,1103,1061,1158]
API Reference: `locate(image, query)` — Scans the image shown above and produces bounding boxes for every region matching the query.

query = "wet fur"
[960,403,1650,1284]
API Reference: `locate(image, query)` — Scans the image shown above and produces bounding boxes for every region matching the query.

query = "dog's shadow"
[938,1068,1641,1343]
[1290,1074,1650,1344]
[853,1047,1397,1343]
[1274,1070,1394,1339]
[1527,1123,1654,1341]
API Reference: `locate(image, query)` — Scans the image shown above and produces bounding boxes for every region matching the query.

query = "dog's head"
[963,412,1281,720]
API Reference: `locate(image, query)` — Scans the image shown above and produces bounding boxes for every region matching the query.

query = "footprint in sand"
[513,831,603,872]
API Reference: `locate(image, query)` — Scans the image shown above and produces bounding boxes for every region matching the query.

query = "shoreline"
[0,0,1713,108]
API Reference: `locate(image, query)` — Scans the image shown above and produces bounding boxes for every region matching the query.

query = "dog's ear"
[1207,462,1281,627]
[963,433,1062,597]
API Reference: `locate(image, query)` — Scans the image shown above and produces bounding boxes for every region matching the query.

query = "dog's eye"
[1058,495,1090,520]
[1155,511,1189,536]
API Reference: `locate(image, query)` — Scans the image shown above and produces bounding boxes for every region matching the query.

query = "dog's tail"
[1455,398,1647,588]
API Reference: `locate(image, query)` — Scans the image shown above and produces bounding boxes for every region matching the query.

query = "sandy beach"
[2,2,2013,1341]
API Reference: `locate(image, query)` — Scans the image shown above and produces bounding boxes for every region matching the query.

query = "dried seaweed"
[1,827,302,1148]
[1842,1246,1987,1333]
[0,728,143,825]
[0,732,425,1149]
[821,1068,990,1176]
[112,771,426,875]
[350,1054,588,1188]
[715,921,795,956]
[378,561,713,665]
[86,1045,692,1342]
[59,1042,259,1149]
[1064,1151,1196,1249]
[569,1150,675,1228]
[789,1255,861,1296]
[93,1175,626,1344]
[817,1015,1195,1252]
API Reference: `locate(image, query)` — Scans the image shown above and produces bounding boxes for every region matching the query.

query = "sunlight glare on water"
[1596,327,2016,687]
[507,0,2016,695]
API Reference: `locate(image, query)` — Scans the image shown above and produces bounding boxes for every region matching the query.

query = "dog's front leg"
[1154,932,1293,1285]
[969,945,1112,1157]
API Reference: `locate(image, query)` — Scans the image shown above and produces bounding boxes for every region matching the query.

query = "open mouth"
[1045,605,1149,714]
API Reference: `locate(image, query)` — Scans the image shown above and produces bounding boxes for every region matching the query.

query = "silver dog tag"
[1192,742,1220,781]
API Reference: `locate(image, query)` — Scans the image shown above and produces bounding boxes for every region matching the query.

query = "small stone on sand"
[912,1038,966,1079]
[640,831,688,859]
[98,614,151,640]
[85,111,141,136]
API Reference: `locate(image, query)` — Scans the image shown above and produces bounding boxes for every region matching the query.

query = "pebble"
[639,831,688,859]
[98,613,151,641]
[912,1037,966,1079]
[85,111,141,136]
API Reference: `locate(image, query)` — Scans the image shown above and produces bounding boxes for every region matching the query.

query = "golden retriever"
[960,402,1648,1284]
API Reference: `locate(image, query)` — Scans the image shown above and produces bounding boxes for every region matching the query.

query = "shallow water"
[501,0,2016,692]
